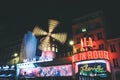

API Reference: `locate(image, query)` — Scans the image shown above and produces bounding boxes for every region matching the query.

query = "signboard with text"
[72,50,109,62]
[79,63,106,77]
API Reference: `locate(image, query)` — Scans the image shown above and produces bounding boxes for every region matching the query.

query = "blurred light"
[3,65,9,69]
[14,53,18,57]
[17,63,35,69]
[49,19,59,33]
[76,60,106,65]
[11,65,15,69]
[69,40,74,46]
[82,28,86,32]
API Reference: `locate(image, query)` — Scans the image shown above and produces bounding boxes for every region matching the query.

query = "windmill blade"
[32,26,48,36]
[51,33,67,44]
[41,36,50,47]
[48,19,59,33]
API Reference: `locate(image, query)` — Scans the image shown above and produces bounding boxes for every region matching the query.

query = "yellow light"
[48,46,51,51]
[14,53,18,57]
[49,19,59,33]
[56,48,58,52]
[52,47,55,51]
[69,40,74,46]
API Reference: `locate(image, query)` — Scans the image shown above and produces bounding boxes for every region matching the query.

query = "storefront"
[74,60,111,80]
[0,65,16,80]
[16,50,111,80]
[16,57,73,80]
[72,50,111,80]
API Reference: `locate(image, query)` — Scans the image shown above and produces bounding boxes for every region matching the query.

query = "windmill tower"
[33,19,67,60]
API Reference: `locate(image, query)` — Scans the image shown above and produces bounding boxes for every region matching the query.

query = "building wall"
[72,11,107,53]
[0,39,22,65]
[107,38,120,80]
[72,11,120,80]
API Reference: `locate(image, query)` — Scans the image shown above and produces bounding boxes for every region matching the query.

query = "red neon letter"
[104,51,109,60]
[93,51,98,59]
[87,51,93,59]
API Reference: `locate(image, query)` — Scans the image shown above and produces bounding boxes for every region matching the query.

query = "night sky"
[0,1,120,47]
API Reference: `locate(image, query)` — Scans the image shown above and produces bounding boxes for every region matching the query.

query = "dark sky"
[0,1,120,47]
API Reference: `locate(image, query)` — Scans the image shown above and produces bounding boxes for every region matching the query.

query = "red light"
[72,50,109,62]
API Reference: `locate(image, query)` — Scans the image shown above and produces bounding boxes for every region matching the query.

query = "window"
[82,27,87,32]
[14,45,19,51]
[95,23,101,28]
[75,28,81,34]
[77,48,80,53]
[99,44,104,50]
[9,47,13,53]
[97,32,102,40]
[113,58,119,68]
[110,44,116,52]
[76,37,80,44]
[90,34,94,41]
[118,42,120,48]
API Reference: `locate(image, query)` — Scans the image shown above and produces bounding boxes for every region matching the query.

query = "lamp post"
[14,53,18,57]
[69,40,76,80]
[13,53,19,64]
[69,40,74,46]
[69,40,74,55]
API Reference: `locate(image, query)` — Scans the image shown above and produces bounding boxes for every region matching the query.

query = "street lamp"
[13,53,19,64]
[69,40,77,54]
[69,40,76,80]
[69,40,74,54]
[69,40,74,46]
[14,53,18,57]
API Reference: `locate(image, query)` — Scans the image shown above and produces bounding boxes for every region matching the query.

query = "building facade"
[0,39,22,65]
[72,11,120,80]
[0,11,120,80]
[15,11,115,80]
[107,38,120,80]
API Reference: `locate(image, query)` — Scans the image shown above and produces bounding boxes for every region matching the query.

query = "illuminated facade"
[32,19,67,60]
[107,38,120,80]
[72,11,120,80]
[1,11,120,80]
[20,31,37,62]
[15,11,113,80]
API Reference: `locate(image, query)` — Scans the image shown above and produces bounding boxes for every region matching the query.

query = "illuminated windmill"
[33,19,67,59]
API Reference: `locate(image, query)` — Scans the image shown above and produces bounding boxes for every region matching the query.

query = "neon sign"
[23,57,53,63]
[19,64,72,78]
[72,50,109,62]
[79,63,107,77]
[80,64,105,73]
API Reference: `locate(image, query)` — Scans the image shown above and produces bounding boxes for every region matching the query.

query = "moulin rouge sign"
[72,50,109,62]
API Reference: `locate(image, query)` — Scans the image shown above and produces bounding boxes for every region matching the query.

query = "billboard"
[76,60,110,77]
[79,63,106,77]
[18,64,72,78]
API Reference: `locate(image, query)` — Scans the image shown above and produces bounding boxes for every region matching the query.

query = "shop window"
[99,44,104,50]
[97,32,103,40]
[110,44,116,52]
[113,58,119,68]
